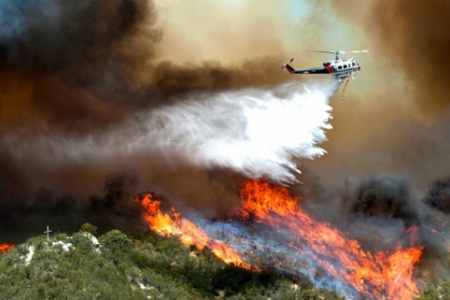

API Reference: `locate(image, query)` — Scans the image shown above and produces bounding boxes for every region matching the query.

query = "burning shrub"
[423,178,450,214]
[0,243,15,254]
[351,175,420,223]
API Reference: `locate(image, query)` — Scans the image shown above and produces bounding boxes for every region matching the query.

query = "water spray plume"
[4,80,336,188]
[142,81,337,184]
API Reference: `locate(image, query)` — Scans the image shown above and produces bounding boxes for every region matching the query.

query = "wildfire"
[137,194,252,269]
[0,243,15,254]
[136,180,423,299]
[238,180,422,300]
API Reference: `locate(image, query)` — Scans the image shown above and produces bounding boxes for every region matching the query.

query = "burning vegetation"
[423,178,450,214]
[137,193,252,269]
[351,176,420,222]
[137,179,424,300]
[0,243,15,254]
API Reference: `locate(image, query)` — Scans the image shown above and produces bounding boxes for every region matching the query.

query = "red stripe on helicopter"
[322,62,334,74]
[324,64,334,73]
[285,65,295,74]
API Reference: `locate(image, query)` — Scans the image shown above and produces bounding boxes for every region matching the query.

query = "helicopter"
[281,50,369,99]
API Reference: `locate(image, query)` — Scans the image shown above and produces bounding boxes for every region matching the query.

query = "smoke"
[296,172,450,286]
[314,0,450,180]
[0,0,334,241]
[339,176,428,253]
[365,0,450,115]
[1,0,450,295]
[0,0,160,134]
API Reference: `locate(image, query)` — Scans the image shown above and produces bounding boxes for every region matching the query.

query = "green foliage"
[212,265,255,295]
[0,230,142,300]
[99,229,133,265]
[79,222,98,235]
[100,230,133,252]
[0,228,351,300]
[416,282,450,300]
[71,232,95,252]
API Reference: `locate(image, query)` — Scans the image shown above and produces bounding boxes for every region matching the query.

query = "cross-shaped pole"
[44,225,52,241]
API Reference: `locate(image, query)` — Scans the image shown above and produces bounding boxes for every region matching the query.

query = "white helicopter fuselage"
[323,58,361,79]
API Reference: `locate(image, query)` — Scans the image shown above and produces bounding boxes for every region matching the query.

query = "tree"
[80,223,98,235]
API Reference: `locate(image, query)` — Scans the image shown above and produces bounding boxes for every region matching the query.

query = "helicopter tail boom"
[281,58,295,73]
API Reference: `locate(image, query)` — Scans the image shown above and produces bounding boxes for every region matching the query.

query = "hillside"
[0,224,344,300]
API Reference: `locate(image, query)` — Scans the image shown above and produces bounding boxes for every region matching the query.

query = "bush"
[423,178,450,213]
[80,223,98,235]
[99,230,133,264]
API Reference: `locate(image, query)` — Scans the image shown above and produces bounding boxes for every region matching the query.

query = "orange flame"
[239,180,422,300]
[135,180,423,299]
[137,194,252,269]
[0,243,15,254]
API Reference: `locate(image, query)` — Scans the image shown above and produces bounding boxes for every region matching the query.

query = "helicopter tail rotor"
[281,58,294,70]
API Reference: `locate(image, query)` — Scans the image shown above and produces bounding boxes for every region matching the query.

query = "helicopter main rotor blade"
[338,50,369,54]
[310,50,369,55]
[310,50,338,54]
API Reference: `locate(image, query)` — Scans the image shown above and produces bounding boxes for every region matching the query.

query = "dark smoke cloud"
[0,0,160,132]
[0,0,299,242]
[0,1,291,131]
[0,0,171,241]
[0,0,153,71]
[352,177,417,218]
[150,58,290,103]
[423,178,450,214]
[300,175,423,237]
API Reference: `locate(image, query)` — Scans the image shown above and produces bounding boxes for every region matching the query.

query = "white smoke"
[5,80,337,184]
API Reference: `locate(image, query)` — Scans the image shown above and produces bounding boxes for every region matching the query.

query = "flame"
[137,194,252,269]
[239,180,422,300]
[135,180,423,299]
[0,243,15,254]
